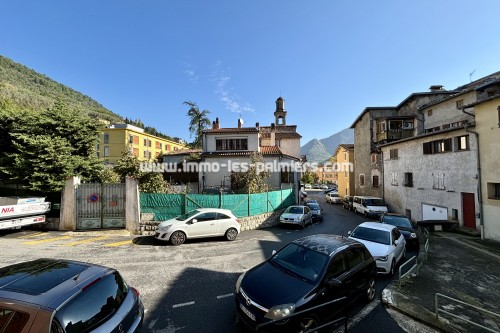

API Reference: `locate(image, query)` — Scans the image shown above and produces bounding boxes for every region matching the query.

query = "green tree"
[184,101,210,148]
[231,153,270,193]
[0,99,104,192]
[301,170,317,185]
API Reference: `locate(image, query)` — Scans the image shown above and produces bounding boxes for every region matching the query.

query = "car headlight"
[235,271,246,293]
[410,233,417,238]
[265,304,295,320]
[376,255,388,261]
[158,225,172,232]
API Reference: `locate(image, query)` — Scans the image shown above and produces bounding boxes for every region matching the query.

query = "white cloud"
[183,62,199,83]
[213,63,255,114]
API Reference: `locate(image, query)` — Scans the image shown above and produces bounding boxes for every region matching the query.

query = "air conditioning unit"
[403,122,413,129]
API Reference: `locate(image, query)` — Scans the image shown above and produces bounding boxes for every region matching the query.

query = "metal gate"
[76,183,126,230]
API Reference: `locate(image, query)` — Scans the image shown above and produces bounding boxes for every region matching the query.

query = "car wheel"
[170,231,186,245]
[225,228,238,241]
[390,259,396,276]
[366,278,376,302]
[298,314,320,333]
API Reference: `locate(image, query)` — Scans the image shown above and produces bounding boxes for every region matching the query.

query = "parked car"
[320,184,329,190]
[352,196,388,217]
[155,208,240,245]
[380,213,420,249]
[324,188,336,194]
[0,258,144,333]
[326,192,342,204]
[279,205,312,229]
[235,234,377,332]
[313,184,320,189]
[305,201,323,222]
[304,184,312,189]
[348,222,406,275]
[342,196,354,211]
[300,190,308,201]
[304,199,318,205]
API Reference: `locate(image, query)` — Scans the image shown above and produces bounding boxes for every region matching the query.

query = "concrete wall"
[475,97,500,241]
[421,91,476,131]
[382,128,479,226]
[278,138,300,159]
[59,177,80,231]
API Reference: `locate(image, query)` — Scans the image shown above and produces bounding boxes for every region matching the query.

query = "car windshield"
[270,243,328,282]
[307,203,320,210]
[285,206,303,214]
[365,199,385,206]
[176,210,200,221]
[382,216,412,228]
[351,226,391,245]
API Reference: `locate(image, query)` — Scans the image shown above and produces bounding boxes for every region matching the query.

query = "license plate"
[240,303,256,321]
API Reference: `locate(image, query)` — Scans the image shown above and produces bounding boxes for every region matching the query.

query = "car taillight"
[236,219,240,224]
[131,287,140,297]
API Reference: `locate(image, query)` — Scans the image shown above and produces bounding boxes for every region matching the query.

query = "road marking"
[64,236,110,246]
[216,293,233,299]
[172,301,195,308]
[22,236,72,245]
[103,239,133,247]
[16,232,45,239]
[437,234,500,260]
[333,299,381,332]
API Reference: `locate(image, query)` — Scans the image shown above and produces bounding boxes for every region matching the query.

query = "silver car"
[279,205,313,228]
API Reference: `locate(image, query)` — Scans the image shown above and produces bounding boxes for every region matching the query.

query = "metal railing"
[255,296,348,333]
[398,255,418,287]
[435,293,500,333]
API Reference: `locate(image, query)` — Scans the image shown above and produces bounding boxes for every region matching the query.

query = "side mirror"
[347,231,352,236]
[272,250,277,256]
[394,239,399,246]
[327,278,342,287]
[187,219,197,224]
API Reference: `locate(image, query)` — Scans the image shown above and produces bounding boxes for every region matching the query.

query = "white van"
[352,196,388,217]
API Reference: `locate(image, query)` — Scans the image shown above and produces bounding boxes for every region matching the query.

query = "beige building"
[334,144,355,197]
[467,79,500,241]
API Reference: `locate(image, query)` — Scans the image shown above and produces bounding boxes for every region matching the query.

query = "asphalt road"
[0,189,424,333]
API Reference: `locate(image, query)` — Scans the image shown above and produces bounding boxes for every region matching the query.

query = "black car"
[0,259,144,333]
[380,213,420,249]
[342,196,354,211]
[305,202,323,222]
[235,234,377,332]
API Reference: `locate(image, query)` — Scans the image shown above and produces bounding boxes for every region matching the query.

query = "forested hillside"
[0,55,122,122]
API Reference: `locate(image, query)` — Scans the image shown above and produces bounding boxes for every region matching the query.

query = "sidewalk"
[382,231,500,333]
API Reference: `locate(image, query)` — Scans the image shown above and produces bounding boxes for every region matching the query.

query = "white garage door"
[422,204,448,221]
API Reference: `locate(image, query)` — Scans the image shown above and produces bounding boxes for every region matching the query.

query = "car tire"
[389,259,396,276]
[225,228,238,241]
[366,278,376,302]
[297,314,320,333]
[170,231,186,245]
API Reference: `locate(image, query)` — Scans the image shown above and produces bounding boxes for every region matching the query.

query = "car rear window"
[351,226,391,245]
[0,307,29,333]
[55,272,128,333]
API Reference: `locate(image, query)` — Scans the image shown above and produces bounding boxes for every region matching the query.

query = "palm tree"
[184,101,211,148]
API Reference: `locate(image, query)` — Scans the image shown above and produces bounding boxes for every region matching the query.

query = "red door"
[461,193,476,229]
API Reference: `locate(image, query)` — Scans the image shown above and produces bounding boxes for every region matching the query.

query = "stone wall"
[137,210,285,236]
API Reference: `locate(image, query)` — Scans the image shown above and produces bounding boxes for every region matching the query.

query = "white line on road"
[217,293,234,299]
[172,301,195,308]
[333,299,381,332]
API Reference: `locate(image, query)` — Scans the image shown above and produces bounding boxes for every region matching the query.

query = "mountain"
[0,55,122,122]
[301,128,354,163]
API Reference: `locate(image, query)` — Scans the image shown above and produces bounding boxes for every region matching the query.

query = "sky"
[1,0,500,145]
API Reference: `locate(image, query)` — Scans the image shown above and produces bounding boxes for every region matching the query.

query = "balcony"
[376,128,414,143]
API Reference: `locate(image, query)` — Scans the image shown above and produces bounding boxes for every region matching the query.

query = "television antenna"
[469,69,476,82]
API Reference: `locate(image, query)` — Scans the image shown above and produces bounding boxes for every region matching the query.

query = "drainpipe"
[462,106,484,239]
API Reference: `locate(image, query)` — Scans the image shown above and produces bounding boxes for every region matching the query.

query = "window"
[371,154,378,163]
[166,144,171,151]
[129,135,133,144]
[143,138,147,146]
[0,307,29,333]
[432,173,445,190]
[216,138,248,150]
[405,209,412,220]
[359,174,365,186]
[372,175,379,188]
[452,209,458,220]
[148,139,152,147]
[133,148,139,157]
[427,109,433,117]
[104,146,109,157]
[391,173,398,186]
[344,152,347,160]
[487,183,500,199]
[423,138,452,154]
[327,254,346,278]
[56,272,128,333]
[456,135,469,151]
[194,212,217,222]
[456,99,464,109]
[389,120,403,130]
[344,248,364,270]
[404,172,413,187]
[156,141,162,149]
[103,133,109,144]
[377,121,386,133]
[390,149,398,159]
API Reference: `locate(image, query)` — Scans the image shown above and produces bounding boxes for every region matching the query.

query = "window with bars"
[216,138,248,150]
[389,149,398,159]
[432,173,445,190]
[359,174,365,186]
[391,173,399,186]
[372,175,379,188]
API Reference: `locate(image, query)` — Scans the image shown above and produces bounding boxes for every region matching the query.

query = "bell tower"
[274,97,287,125]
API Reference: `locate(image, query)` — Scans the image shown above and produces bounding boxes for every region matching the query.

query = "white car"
[155,208,240,245]
[279,205,313,228]
[348,222,406,275]
[326,192,342,204]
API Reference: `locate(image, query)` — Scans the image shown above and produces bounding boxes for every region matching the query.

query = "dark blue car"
[380,213,420,249]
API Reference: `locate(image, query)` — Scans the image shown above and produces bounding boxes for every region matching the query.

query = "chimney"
[238,117,243,128]
[429,85,445,92]
[270,123,276,146]
[213,117,220,130]
[256,122,259,128]
[212,120,216,129]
